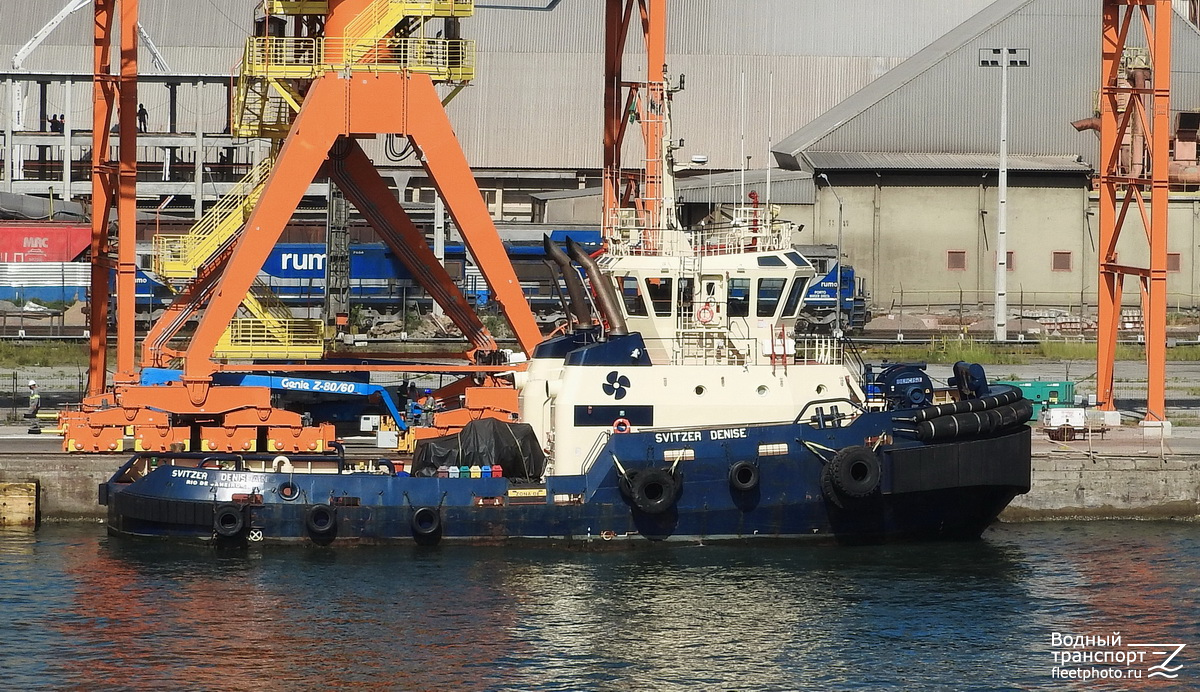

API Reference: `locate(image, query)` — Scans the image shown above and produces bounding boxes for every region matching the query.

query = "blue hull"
[101,411,1032,546]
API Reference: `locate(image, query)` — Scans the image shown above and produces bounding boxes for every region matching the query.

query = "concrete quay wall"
[1002,452,1200,521]
[0,457,113,521]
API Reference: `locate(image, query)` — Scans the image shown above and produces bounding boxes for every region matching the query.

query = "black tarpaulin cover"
[412,418,546,480]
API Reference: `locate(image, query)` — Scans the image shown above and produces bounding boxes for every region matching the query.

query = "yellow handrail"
[241,37,475,82]
[154,158,274,277]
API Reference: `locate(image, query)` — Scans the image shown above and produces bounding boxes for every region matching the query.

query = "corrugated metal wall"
[3,0,994,169]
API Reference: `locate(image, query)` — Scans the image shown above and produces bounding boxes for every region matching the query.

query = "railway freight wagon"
[0,222,92,304]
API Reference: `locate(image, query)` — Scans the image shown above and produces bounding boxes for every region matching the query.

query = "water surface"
[1,522,1197,690]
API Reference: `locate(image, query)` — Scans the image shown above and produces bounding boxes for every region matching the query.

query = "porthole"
[756,385,770,397]
[694,385,706,396]
[816,384,827,395]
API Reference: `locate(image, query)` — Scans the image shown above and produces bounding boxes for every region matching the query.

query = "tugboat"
[99,9,1032,546]
[99,135,1032,548]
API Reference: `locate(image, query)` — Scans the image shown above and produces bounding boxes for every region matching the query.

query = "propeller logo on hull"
[603,371,631,400]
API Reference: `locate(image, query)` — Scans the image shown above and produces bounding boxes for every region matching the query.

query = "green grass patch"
[0,340,88,368]
[859,338,1200,365]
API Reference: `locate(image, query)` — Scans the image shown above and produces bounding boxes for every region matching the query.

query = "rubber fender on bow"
[629,467,681,514]
[728,460,760,493]
[213,503,245,538]
[825,446,882,499]
[916,399,1033,441]
[305,503,337,535]
[910,387,1022,423]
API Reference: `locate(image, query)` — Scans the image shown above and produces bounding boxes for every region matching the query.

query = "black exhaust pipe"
[543,235,594,329]
[566,237,628,336]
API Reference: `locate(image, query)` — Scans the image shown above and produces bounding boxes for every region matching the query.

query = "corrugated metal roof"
[675,169,813,204]
[774,0,1200,172]
[801,151,1092,173]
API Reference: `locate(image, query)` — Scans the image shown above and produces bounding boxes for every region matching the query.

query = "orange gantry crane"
[1096,0,1171,423]
[66,0,542,453]
[602,0,667,246]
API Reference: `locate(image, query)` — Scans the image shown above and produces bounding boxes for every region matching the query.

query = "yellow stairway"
[152,158,324,359]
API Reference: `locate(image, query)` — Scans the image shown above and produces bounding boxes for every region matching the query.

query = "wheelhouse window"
[756,278,787,317]
[1168,252,1182,273]
[728,278,750,317]
[619,275,648,316]
[1052,251,1072,271]
[645,277,674,316]
[947,251,967,270]
[781,278,807,318]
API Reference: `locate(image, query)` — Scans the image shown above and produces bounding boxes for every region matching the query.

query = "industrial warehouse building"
[2,0,1200,313]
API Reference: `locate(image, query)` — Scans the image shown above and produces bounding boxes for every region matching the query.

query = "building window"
[947,251,967,270]
[1052,251,1072,271]
[1006,251,1015,272]
[1168,252,1182,273]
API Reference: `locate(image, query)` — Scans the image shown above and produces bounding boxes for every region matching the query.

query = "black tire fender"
[827,446,882,498]
[630,468,680,514]
[305,503,337,535]
[728,460,760,492]
[411,506,441,537]
[213,503,245,537]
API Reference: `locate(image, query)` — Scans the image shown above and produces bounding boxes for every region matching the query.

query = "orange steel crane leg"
[87,0,115,396]
[87,0,139,392]
[181,71,541,390]
[1097,0,1170,422]
[325,139,490,349]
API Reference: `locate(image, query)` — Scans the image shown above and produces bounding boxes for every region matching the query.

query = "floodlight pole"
[979,47,1030,342]
[817,173,844,338]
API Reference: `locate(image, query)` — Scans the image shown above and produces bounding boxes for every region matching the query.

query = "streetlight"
[979,47,1030,342]
[816,173,844,338]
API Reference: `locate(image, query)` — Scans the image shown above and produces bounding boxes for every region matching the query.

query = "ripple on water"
[0,522,1197,690]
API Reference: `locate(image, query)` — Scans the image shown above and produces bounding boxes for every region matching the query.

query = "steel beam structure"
[602,0,666,241]
[1097,0,1171,421]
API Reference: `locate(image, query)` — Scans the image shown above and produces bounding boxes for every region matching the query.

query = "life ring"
[629,467,680,514]
[826,446,882,499]
[305,503,337,535]
[696,303,716,324]
[278,481,300,501]
[612,418,632,434]
[213,503,245,538]
[601,530,616,541]
[728,460,760,492]
[411,506,442,545]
